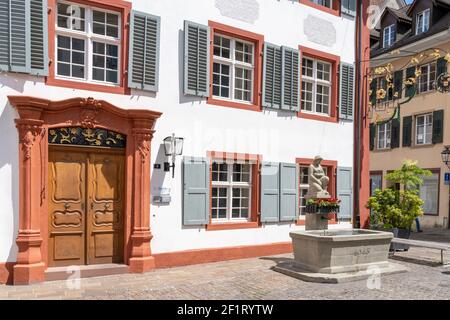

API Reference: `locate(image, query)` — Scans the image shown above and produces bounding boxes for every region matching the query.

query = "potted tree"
[367,160,431,251]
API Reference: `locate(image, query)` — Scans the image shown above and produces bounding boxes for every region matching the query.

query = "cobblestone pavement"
[1,229,450,300]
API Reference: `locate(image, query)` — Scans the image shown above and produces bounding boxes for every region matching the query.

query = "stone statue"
[305,156,330,199]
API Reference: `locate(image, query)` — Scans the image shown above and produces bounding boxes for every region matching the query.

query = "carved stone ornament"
[79,97,101,128]
[133,129,154,162]
[16,121,44,159]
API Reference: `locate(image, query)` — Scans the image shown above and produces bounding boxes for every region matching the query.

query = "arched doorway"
[7,96,161,285]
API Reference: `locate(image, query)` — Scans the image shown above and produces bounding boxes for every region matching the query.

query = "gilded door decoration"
[48,127,126,148]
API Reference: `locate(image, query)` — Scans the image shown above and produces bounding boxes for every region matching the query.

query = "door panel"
[87,153,124,264]
[48,150,86,267]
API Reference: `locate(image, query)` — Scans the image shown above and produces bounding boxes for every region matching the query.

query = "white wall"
[0,0,356,260]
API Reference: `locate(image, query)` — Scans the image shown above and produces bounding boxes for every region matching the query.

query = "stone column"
[13,119,46,285]
[128,126,156,273]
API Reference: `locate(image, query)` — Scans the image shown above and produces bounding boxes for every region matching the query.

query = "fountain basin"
[290,229,393,274]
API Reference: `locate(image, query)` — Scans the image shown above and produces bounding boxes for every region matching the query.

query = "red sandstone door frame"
[7,96,161,285]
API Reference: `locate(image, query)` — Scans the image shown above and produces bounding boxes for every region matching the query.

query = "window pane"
[71,65,84,78]
[106,25,119,38]
[93,55,104,68]
[107,13,119,26]
[93,42,105,54]
[72,51,84,65]
[93,10,105,23]
[57,63,70,76]
[58,35,70,49]
[106,70,118,83]
[106,57,118,70]
[57,49,70,63]
[420,173,439,214]
[93,68,104,81]
[72,38,84,51]
[93,23,105,35]
[106,44,118,57]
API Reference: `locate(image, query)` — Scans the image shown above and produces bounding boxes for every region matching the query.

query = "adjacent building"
[369,0,450,229]
[0,0,370,285]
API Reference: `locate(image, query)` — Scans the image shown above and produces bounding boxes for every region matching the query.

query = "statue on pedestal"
[305,155,330,200]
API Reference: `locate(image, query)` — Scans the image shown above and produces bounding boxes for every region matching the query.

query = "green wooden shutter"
[279,163,298,222]
[262,43,282,109]
[370,123,375,151]
[337,167,352,221]
[402,116,412,147]
[405,67,416,98]
[30,0,48,76]
[341,0,356,17]
[432,110,444,144]
[128,11,161,92]
[370,78,377,107]
[183,157,210,225]
[390,118,400,149]
[339,63,355,121]
[0,0,10,71]
[260,162,280,223]
[393,70,403,99]
[281,46,299,112]
[436,57,447,76]
[8,0,31,73]
[184,20,210,97]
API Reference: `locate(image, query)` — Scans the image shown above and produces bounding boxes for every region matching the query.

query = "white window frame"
[55,0,121,86]
[211,161,253,223]
[383,24,396,48]
[416,9,430,35]
[301,57,332,116]
[416,62,436,94]
[415,113,433,145]
[377,122,392,150]
[212,34,255,104]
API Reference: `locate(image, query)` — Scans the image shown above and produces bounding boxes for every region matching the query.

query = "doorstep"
[45,264,129,282]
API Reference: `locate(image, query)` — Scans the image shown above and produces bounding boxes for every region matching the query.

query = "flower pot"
[388,228,411,252]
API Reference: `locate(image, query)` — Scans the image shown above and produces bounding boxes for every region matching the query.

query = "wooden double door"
[48,146,125,267]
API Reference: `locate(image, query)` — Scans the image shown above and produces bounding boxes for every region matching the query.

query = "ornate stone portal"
[8,96,161,285]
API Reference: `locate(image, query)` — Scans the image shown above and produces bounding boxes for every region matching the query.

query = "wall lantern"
[163,133,184,178]
[442,147,450,170]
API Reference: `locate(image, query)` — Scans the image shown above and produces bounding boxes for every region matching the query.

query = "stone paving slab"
[0,229,449,300]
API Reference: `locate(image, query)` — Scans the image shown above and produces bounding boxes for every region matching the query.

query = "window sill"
[298,111,338,123]
[298,0,340,17]
[46,77,129,95]
[207,97,261,112]
[410,143,435,149]
[206,221,260,231]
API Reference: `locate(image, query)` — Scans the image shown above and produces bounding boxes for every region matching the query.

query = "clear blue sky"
[405,0,413,4]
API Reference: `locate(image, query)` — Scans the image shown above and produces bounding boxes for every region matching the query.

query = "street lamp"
[163,133,184,178]
[442,147,450,169]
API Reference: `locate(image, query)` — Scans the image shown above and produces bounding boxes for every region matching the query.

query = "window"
[419,172,439,215]
[416,63,436,94]
[416,9,430,35]
[211,161,253,222]
[310,0,332,9]
[301,57,331,115]
[415,113,433,145]
[383,24,396,48]
[56,1,121,85]
[212,34,254,103]
[299,165,328,217]
[377,122,391,149]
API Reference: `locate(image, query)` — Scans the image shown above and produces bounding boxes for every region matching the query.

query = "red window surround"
[46,0,131,95]
[298,0,340,17]
[207,21,264,113]
[206,151,262,231]
[298,46,340,123]
[296,158,338,226]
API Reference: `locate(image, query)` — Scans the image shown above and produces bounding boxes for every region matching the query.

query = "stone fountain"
[273,156,407,283]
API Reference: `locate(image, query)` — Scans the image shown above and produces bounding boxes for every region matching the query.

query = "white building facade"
[0,0,366,284]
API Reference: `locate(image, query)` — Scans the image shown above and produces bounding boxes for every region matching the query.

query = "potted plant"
[367,160,431,251]
[305,198,341,214]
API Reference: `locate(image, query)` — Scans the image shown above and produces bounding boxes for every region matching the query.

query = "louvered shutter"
[0,0,10,71]
[405,67,416,98]
[390,118,400,149]
[128,11,161,92]
[262,43,282,109]
[337,167,352,221]
[437,57,447,77]
[9,0,30,73]
[402,116,412,147]
[339,62,355,121]
[279,163,298,222]
[370,78,377,107]
[183,157,210,226]
[260,162,280,223]
[432,110,444,144]
[393,70,403,99]
[341,0,356,17]
[370,123,375,151]
[184,20,210,97]
[30,0,48,75]
[281,46,300,111]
